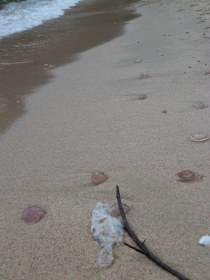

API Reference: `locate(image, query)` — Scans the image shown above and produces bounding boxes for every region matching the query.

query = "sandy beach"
[0,0,137,133]
[0,0,210,279]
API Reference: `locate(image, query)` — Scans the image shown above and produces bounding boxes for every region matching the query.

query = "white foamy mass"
[0,0,80,38]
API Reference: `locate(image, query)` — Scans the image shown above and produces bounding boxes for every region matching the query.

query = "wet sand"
[0,0,210,279]
[0,0,137,133]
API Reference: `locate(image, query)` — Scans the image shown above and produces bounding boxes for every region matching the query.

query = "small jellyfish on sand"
[138,94,148,100]
[190,133,210,142]
[176,170,203,182]
[111,203,130,218]
[22,206,46,223]
[91,171,108,185]
[193,102,208,109]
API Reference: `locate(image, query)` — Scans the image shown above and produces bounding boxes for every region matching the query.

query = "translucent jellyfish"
[22,206,46,223]
[193,102,208,109]
[111,203,130,218]
[176,170,203,182]
[91,171,108,185]
[190,134,210,142]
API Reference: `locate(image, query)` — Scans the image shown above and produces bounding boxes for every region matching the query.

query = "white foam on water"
[0,0,80,37]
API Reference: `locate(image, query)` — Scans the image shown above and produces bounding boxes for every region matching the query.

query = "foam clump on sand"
[199,235,210,246]
[91,202,124,267]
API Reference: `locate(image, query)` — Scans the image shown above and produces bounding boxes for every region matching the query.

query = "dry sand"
[0,0,210,279]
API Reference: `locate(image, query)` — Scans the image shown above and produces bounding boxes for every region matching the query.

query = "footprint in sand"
[138,74,152,80]
[190,4,198,7]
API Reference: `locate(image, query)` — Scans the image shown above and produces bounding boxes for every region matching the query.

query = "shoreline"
[0,0,210,279]
[0,0,138,133]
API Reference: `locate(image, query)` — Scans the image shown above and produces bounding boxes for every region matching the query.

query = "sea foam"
[0,0,80,37]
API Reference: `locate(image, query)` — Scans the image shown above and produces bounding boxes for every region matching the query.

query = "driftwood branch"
[116,185,191,280]
[123,241,144,254]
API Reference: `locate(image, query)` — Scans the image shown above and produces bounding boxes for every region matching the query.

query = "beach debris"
[176,170,203,182]
[138,94,148,100]
[91,202,124,267]
[111,203,130,218]
[91,171,108,185]
[162,110,167,113]
[204,71,210,75]
[42,64,54,70]
[189,133,210,142]
[133,59,142,64]
[193,102,208,109]
[199,235,210,246]
[116,186,191,280]
[138,74,152,79]
[22,206,46,223]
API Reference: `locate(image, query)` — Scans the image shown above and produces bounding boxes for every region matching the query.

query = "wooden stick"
[123,241,144,254]
[116,185,191,280]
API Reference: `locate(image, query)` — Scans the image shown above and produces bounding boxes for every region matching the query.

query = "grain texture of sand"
[0,0,210,279]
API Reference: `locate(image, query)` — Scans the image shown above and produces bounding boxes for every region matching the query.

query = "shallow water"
[0,0,80,37]
[0,0,138,133]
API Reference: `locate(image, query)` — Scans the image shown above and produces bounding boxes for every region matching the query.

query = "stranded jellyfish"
[176,170,203,182]
[22,206,47,223]
[138,94,148,100]
[111,203,130,218]
[91,171,108,185]
[190,134,210,142]
[193,102,208,109]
